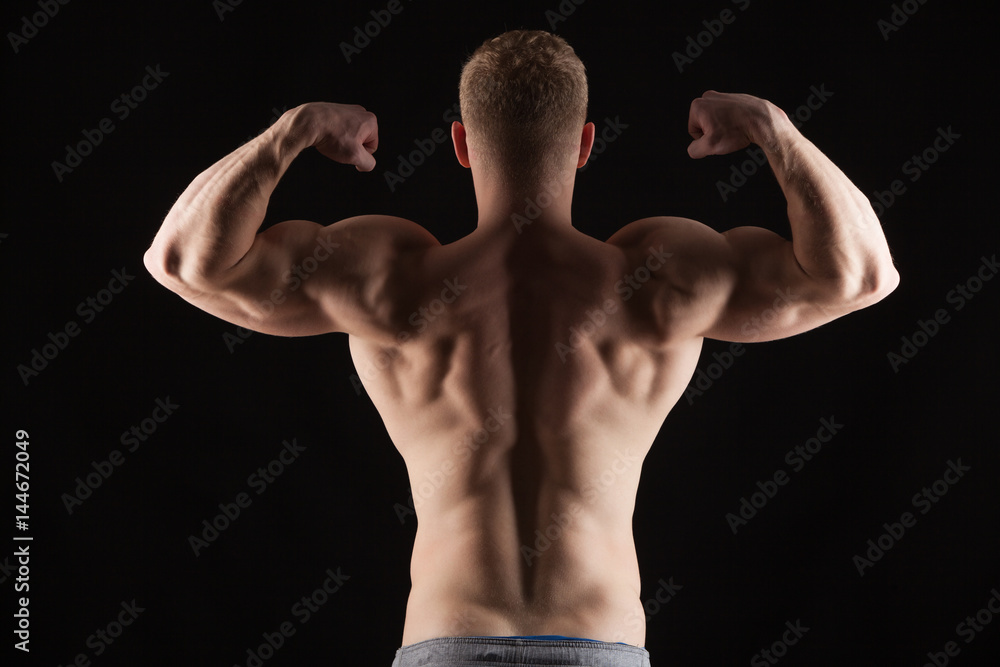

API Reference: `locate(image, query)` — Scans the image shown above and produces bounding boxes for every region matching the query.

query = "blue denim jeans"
[391,636,652,666]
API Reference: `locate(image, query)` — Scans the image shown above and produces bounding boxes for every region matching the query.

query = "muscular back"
[152,199,879,646]
[349,220,705,646]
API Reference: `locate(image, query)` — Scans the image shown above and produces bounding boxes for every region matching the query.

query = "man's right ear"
[452,121,471,169]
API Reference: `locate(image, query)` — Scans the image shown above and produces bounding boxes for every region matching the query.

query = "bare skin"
[144,93,899,647]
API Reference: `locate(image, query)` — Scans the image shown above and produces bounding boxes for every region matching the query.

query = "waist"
[403,509,644,646]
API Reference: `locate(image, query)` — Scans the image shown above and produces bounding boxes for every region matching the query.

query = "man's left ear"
[452,121,471,169]
[577,122,596,168]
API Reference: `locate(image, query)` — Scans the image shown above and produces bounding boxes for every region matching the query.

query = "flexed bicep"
[176,215,439,338]
[699,226,855,343]
[619,217,862,345]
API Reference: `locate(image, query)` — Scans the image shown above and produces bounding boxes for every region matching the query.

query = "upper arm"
[614,217,867,343]
[148,215,440,337]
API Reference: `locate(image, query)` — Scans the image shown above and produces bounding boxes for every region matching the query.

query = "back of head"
[459,30,588,191]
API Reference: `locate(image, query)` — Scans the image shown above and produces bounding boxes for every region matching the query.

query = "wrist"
[269,104,318,155]
[752,101,797,154]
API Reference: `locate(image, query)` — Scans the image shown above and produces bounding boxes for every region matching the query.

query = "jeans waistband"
[392,636,651,667]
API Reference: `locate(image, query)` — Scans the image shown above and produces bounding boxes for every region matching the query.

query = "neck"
[472,165,578,234]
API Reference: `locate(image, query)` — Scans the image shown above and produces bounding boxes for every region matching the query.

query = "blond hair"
[459,30,588,190]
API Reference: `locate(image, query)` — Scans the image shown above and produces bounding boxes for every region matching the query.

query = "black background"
[3,0,998,665]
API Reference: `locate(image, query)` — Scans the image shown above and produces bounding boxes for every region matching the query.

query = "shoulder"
[606,216,736,287]
[313,215,442,283]
[606,216,721,250]
[325,214,441,253]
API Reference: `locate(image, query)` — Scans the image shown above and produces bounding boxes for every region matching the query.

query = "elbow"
[861,252,901,302]
[872,264,901,300]
[143,245,170,285]
[837,262,900,309]
[143,244,182,286]
[810,254,900,310]
[143,244,210,295]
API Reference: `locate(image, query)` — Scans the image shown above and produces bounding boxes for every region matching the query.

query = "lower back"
[401,488,648,645]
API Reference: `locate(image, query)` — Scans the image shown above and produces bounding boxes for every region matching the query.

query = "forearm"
[757,108,899,299]
[145,106,314,288]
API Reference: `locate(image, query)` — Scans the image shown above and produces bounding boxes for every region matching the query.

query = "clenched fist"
[686,91,787,159]
[295,102,379,172]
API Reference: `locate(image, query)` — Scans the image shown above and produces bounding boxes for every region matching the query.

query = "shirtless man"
[144,30,898,667]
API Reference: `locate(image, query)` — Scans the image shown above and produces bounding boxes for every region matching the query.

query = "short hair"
[459,30,588,190]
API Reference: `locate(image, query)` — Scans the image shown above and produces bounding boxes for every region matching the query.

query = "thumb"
[687,137,710,159]
[354,148,376,172]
